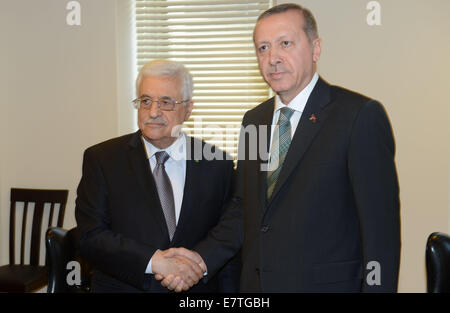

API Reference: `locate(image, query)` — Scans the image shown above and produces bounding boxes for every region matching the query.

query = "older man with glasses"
[74,59,240,293]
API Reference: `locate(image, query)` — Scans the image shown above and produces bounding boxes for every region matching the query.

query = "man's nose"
[148,101,161,117]
[268,46,282,66]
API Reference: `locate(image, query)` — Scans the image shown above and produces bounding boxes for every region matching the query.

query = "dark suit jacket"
[195,77,401,292]
[74,131,240,292]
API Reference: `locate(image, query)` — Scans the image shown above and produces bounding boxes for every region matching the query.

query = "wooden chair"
[0,188,68,292]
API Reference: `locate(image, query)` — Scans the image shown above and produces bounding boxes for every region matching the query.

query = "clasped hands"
[151,248,206,292]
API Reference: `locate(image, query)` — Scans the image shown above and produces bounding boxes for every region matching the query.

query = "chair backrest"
[426,232,450,293]
[9,188,68,266]
[45,227,92,293]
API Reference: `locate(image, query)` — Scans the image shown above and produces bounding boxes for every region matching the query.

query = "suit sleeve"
[215,160,241,292]
[348,100,401,292]
[194,120,246,282]
[74,147,156,289]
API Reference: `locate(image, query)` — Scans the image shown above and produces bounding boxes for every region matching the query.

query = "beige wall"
[280,0,450,292]
[0,0,136,269]
[116,0,138,134]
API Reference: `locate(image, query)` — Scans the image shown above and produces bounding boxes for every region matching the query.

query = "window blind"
[135,0,272,159]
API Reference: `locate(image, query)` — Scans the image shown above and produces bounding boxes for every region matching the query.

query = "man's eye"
[160,98,172,106]
[282,41,292,47]
[142,98,152,105]
[258,44,269,52]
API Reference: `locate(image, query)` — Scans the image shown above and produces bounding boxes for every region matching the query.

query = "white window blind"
[135,0,272,159]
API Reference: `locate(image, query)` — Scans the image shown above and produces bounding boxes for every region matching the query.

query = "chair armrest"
[46,227,69,293]
[426,232,450,293]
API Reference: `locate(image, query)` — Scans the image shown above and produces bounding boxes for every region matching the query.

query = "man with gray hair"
[74,59,240,292]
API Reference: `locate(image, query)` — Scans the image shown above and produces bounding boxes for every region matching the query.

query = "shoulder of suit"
[242,97,274,122]
[84,132,136,155]
[328,84,386,115]
[330,84,375,105]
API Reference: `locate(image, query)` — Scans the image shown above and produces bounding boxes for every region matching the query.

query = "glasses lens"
[143,98,153,107]
[158,97,176,111]
[133,97,179,110]
[132,99,140,109]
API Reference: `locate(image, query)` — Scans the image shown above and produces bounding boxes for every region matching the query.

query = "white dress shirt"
[268,73,319,153]
[142,133,187,274]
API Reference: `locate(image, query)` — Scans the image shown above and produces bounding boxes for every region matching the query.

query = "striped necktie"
[153,151,176,240]
[267,107,295,199]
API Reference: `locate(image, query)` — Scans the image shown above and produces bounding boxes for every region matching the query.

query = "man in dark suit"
[160,3,400,292]
[74,59,239,292]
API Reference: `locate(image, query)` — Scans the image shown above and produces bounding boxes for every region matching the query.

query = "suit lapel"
[170,136,198,244]
[265,78,333,209]
[127,131,170,239]
[252,99,276,214]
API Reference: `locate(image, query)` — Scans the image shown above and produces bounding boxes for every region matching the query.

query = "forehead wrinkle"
[139,77,183,99]
[139,93,163,99]
[255,13,304,41]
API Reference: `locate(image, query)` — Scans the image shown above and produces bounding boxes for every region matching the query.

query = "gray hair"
[135,59,193,101]
[256,3,319,44]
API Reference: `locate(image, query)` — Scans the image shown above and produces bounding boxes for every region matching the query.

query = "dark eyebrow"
[140,94,151,98]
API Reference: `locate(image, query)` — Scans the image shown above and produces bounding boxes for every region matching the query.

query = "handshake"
[151,247,207,292]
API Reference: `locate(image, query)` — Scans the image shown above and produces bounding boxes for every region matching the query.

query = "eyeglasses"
[132,96,190,111]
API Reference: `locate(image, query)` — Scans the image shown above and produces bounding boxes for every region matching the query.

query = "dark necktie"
[153,151,176,240]
[267,106,295,199]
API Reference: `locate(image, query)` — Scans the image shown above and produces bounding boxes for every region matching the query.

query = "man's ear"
[312,38,322,63]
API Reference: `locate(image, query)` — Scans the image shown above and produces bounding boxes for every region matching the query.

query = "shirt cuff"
[145,257,153,274]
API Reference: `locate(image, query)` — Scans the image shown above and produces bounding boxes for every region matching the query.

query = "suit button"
[261,225,270,233]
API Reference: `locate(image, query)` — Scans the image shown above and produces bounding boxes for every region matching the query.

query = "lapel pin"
[309,114,317,123]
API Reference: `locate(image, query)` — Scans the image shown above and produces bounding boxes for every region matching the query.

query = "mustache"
[267,66,286,74]
[143,117,168,126]
[267,64,289,73]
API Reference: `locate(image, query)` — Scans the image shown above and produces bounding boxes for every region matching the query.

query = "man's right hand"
[151,248,206,292]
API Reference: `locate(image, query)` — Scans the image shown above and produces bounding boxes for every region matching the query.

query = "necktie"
[153,151,176,240]
[267,107,295,199]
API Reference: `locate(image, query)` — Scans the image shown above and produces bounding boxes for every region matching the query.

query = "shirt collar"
[142,132,187,162]
[274,72,319,113]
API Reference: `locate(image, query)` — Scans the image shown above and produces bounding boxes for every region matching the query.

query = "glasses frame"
[132,96,191,111]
